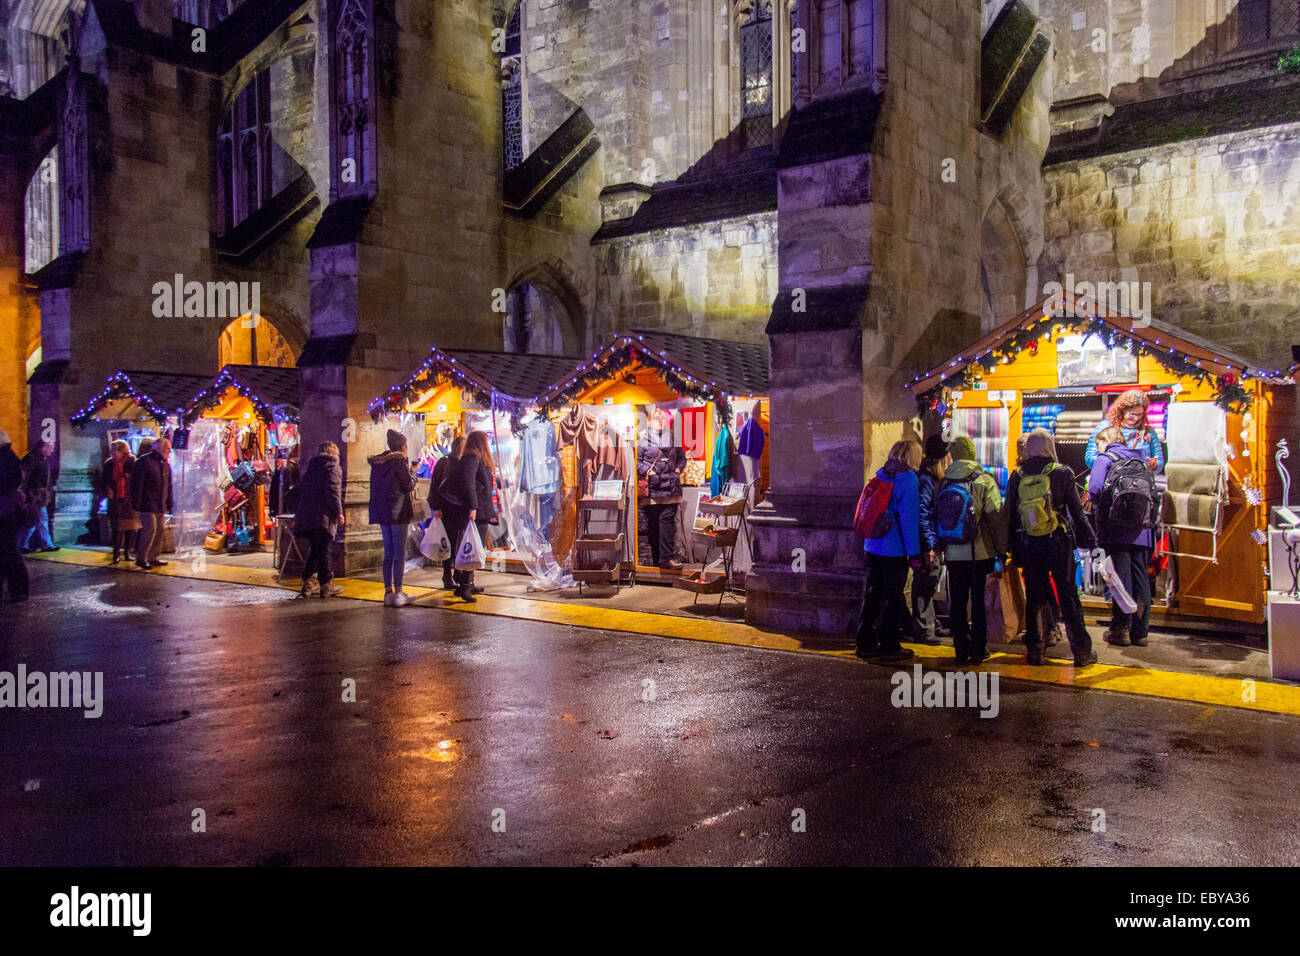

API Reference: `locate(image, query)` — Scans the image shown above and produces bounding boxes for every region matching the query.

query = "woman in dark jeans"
[442,430,497,603]
[294,441,344,598]
[428,435,467,590]
[637,407,687,570]
[368,429,415,607]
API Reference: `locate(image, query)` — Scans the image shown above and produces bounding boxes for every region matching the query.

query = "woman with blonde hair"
[442,430,499,602]
[855,439,923,662]
[1084,388,1163,471]
[99,439,141,564]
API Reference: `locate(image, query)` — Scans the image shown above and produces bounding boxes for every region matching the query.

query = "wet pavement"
[1,561,1298,866]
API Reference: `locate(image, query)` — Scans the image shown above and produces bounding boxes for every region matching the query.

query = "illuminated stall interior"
[907,291,1298,626]
[369,348,582,566]
[184,365,302,553]
[70,370,212,547]
[535,331,770,585]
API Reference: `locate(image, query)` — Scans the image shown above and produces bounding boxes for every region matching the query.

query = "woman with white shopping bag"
[427,436,466,590]
[441,430,498,603]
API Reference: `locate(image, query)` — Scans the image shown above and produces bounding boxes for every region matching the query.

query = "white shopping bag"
[1099,553,1139,614]
[454,522,487,571]
[421,516,452,562]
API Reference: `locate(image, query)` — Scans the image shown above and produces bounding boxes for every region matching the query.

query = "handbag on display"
[204,530,228,552]
[251,460,273,485]
[682,458,706,487]
[231,461,257,492]
[224,486,245,507]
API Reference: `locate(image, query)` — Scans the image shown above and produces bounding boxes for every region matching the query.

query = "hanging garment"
[711,425,732,497]
[519,417,560,495]
[737,417,766,459]
[595,421,625,482]
[557,406,599,493]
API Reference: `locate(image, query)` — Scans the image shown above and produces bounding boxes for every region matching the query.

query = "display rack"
[574,479,630,594]
[674,483,750,607]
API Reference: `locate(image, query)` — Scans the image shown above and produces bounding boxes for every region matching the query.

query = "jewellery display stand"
[574,479,630,594]
[674,483,750,607]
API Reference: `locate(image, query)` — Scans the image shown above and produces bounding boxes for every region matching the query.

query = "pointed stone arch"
[979,184,1041,330]
[502,259,587,356]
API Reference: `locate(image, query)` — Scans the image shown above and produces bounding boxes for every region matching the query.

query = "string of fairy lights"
[905,297,1292,417]
[372,336,755,433]
[69,371,185,428]
[186,369,300,425]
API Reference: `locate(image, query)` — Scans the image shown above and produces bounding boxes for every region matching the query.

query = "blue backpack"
[935,473,980,545]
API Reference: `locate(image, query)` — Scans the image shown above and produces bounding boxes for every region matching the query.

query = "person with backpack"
[1006,427,1099,667]
[428,435,467,590]
[1088,426,1160,647]
[854,439,922,663]
[910,435,950,645]
[934,436,1007,664]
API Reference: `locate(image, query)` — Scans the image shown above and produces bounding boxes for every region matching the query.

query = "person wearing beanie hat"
[1006,427,1099,667]
[910,435,953,645]
[0,429,30,601]
[369,429,415,605]
[934,434,1006,663]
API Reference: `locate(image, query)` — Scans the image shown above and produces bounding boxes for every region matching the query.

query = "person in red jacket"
[856,440,923,663]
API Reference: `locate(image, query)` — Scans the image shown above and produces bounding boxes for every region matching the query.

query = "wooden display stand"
[675,490,748,606]
[574,480,629,594]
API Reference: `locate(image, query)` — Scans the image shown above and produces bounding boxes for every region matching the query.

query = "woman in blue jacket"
[910,435,950,645]
[1083,389,1164,470]
[856,439,923,663]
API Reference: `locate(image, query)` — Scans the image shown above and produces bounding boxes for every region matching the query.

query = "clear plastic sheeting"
[508,502,574,591]
[172,419,225,555]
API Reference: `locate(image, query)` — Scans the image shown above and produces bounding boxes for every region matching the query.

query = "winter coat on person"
[0,444,24,505]
[367,450,414,525]
[917,470,938,553]
[1087,443,1155,549]
[22,449,52,506]
[1084,422,1164,470]
[129,448,173,514]
[937,437,1006,563]
[445,454,497,520]
[1006,455,1098,562]
[637,427,686,500]
[427,452,460,512]
[864,460,921,559]
[294,455,344,535]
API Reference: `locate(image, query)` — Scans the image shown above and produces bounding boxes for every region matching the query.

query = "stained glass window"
[741,1,774,149]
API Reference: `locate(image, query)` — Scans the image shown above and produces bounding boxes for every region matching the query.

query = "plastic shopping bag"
[454,522,487,571]
[421,516,452,562]
[1099,553,1139,614]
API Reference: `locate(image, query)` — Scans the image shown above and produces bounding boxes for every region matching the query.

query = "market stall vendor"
[1083,388,1165,471]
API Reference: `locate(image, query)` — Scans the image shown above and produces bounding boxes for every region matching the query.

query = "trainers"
[916,633,943,646]
[392,591,411,607]
[321,582,343,597]
[1073,650,1099,667]
[383,591,396,606]
[1047,624,1064,646]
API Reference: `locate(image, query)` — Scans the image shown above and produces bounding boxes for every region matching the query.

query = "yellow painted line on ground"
[29,548,1300,717]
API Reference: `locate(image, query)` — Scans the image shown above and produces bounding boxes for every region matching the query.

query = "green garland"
[915,315,1255,417]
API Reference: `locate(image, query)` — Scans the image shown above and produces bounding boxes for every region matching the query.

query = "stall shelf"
[906,290,1297,626]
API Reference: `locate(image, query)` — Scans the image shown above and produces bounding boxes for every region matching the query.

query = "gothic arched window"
[334,0,374,196]
[215,70,272,234]
[739,1,775,149]
[502,3,524,171]
[24,149,59,275]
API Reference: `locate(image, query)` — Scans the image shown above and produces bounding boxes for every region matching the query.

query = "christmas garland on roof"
[367,354,501,421]
[537,340,736,426]
[188,370,300,426]
[70,372,178,427]
[911,314,1259,416]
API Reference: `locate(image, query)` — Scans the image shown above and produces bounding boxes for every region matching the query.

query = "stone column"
[745,89,877,636]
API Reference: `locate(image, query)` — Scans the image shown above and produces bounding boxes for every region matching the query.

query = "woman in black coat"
[368,429,415,606]
[428,435,467,590]
[100,440,141,564]
[442,430,497,603]
[636,408,686,570]
[294,442,344,598]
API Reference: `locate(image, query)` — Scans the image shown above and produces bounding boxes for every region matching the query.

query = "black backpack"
[1094,451,1158,529]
